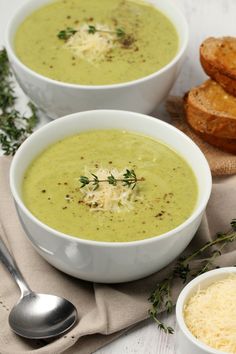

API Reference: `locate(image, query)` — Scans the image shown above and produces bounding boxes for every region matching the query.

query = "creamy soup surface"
[15,0,178,85]
[22,130,198,242]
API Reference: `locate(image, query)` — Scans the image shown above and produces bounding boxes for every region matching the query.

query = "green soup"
[22,130,198,242]
[14,0,178,85]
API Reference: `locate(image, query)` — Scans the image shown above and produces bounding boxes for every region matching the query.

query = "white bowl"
[10,110,212,283]
[5,0,188,119]
[176,267,236,354]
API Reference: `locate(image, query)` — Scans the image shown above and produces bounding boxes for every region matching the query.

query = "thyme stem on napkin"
[0,48,39,155]
[149,219,236,333]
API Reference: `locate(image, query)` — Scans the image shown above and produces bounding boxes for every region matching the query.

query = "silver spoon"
[0,237,78,339]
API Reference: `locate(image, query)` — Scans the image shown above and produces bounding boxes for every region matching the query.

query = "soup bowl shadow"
[10,110,212,283]
[5,0,188,119]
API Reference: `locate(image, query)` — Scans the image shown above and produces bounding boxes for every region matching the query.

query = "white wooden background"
[0,0,235,353]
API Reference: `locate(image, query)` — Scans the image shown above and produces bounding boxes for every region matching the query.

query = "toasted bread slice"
[200,37,236,96]
[184,80,236,139]
[188,126,236,154]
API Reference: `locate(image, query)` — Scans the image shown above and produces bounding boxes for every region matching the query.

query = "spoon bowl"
[9,292,78,339]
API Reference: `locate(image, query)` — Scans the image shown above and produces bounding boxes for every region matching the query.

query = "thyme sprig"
[148,279,174,334]
[57,25,126,41]
[87,25,125,38]
[0,48,38,155]
[174,221,236,282]
[149,219,236,334]
[79,169,144,190]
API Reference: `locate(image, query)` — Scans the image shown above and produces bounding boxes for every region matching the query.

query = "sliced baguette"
[200,37,236,96]
[184,79,236,139]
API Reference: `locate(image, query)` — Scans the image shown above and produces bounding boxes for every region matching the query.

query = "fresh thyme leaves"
[123,169,140,189]
[57,25,126,41]
[57,27,77,40]
[80,173,100,190]
[0,49,15,111]
[174,226,236,282]
[79,169,144,190]
[0,104,38,155]
[87,25,126,38]
[149,219,236,333]
[148,279,174,334]
[87,25,96,34]
[107,173,117,187]
[149,310,174,334]
[0,48,38,155]
[116,28,126,38]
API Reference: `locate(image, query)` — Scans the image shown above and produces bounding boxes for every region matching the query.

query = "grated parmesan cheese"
[184,275,236,353]
[79,168,140,212]
[65,23,115,63]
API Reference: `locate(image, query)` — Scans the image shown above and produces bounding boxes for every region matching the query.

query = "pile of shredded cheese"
[65,23,115,63]
[184,275,236,353]
[79,168,139,212]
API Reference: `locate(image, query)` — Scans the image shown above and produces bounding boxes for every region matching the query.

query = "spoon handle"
[0,237,31,296]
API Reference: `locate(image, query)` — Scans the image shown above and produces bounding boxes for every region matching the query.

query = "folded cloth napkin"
[0,153,236,354]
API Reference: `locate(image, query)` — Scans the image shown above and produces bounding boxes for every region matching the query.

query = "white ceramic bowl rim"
[5,0,189,90]
[10,109,212,248]
[176,267,236,354]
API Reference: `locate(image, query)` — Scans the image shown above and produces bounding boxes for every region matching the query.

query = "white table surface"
[0,0,235,353]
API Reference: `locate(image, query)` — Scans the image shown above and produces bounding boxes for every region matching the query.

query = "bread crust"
[200,37,236,96]
[184,81,236,139]
[200,55,236,96]
[187,125,236,154]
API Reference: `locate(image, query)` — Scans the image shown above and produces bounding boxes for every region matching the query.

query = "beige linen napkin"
[0,156,236,354]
